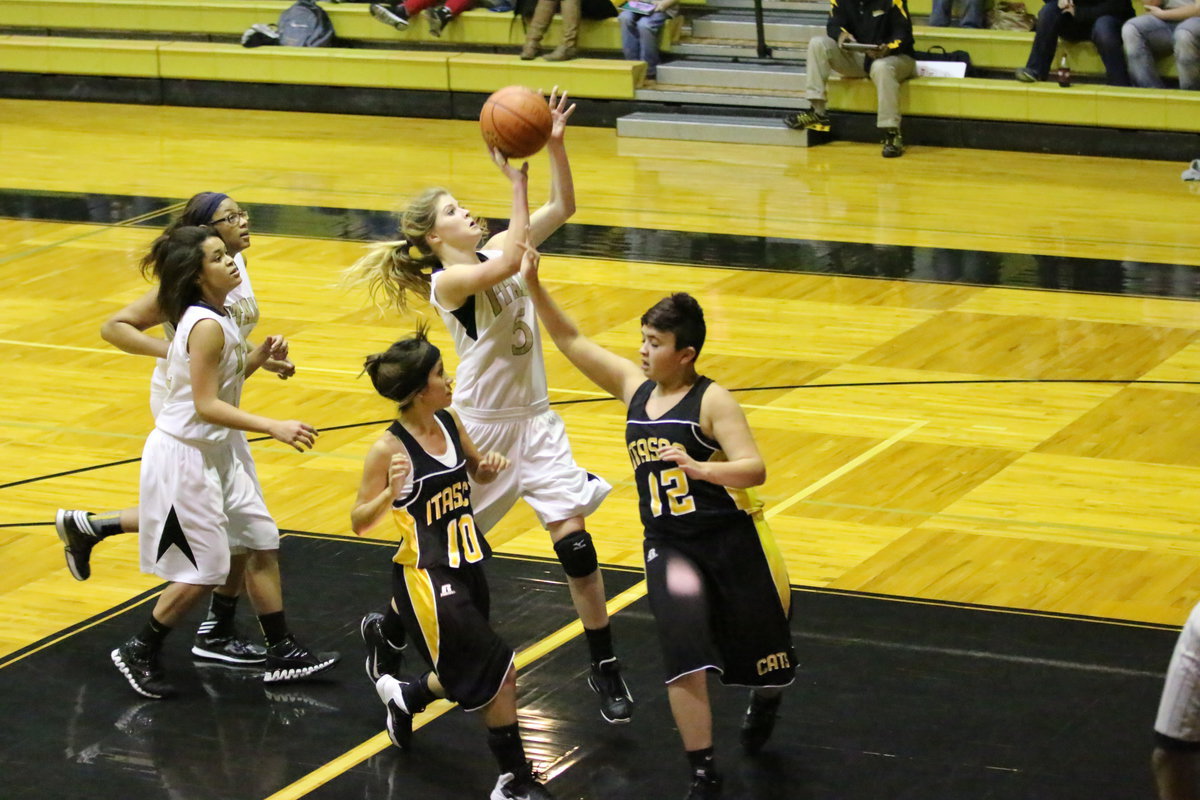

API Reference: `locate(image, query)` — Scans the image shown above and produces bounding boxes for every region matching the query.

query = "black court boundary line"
[4,378,1200,495]
[5,188,1200,301]
[3,528,1180,673]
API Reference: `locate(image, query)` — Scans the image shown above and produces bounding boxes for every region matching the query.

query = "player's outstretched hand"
[517,225,541,284]
[547,86,576,142]
[389,451,412,497]
[271,420,318,452]
[476,451,510,483]
[489,145,529,183]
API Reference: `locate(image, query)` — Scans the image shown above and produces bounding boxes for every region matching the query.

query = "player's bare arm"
[527,87,577,247]
[100,285,169,359]
[520,235,644,405]
[187,320,317,452]
[662,383,765,488]
[438,154,530,310]
[351,436,409,534]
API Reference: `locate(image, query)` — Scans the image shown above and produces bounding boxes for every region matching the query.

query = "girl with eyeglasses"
[111,225,326,699]
[57,192,337,684]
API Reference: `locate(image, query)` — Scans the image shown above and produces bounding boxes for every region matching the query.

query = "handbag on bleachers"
[988,0,1036,30]
[913,44,973,77]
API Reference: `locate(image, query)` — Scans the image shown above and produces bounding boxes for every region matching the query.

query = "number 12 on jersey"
[647,467,697,517]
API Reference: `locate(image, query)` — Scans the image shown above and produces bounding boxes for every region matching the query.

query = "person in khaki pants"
[522,0,582,60]
[784,0,917,158]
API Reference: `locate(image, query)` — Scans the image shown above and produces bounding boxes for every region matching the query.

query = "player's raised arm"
[519,235,644,406]
[527,87,577,248]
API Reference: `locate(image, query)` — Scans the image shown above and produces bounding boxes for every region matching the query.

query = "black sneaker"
[370,3,410,29]
[375,674,415,750]
[588,657,633,724]
[491,769,556,799]
[263,635,340,683]
[111,638,175,699]
[55,509,97,581]
[425,5,453,36]
[361,612,405,682]
[740,690,782,754]
[881,128,904,158]
[684,770,723,800]
[192,621,267,665]
[782,109,830,132]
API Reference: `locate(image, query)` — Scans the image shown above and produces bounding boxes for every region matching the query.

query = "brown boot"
[543,0,579,60]
[521,0,557,60]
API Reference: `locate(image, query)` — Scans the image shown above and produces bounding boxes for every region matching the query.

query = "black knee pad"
[553,530,598,578]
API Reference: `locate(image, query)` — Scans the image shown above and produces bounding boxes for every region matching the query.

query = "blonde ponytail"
[344,238,436,312]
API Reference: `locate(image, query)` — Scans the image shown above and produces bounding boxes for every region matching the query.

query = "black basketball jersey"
[625,377,754,539]
[388,410,491,569]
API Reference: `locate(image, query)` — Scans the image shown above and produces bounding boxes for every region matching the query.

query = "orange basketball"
[479,86,553,159]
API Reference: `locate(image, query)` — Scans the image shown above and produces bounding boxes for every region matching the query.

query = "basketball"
[479,86,553,159]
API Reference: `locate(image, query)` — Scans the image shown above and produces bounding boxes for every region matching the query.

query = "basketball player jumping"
[519,235,796,800]
[346,88,634,725]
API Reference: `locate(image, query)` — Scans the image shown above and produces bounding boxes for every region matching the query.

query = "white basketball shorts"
[139,429,278,584]
[464,409,611,534]
[1155,601,1200,746]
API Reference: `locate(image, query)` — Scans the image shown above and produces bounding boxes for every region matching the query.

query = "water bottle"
[1056,55,1071,87]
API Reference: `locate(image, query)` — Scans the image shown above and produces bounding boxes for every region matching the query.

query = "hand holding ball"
[480,86,553,159]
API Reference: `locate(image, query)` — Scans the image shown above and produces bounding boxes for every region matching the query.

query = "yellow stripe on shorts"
[747,487,792,616]
[403,566,441,666]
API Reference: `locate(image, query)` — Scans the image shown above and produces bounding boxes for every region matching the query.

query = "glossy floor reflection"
[3,188,1198,299]
[0,534,1176,800]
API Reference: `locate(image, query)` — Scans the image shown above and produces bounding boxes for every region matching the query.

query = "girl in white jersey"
[347,88,633,725]
[56,193,297,669]
[110,225,335,700]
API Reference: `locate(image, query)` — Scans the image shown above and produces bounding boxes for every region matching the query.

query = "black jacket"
[826,0,915,57]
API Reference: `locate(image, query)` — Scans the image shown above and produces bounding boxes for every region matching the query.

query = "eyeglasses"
[210,210,249,226]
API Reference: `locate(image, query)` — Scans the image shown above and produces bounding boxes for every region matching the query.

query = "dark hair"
[363,323,443,410]
[641,293,706,355]
[149,226,221,326]
[138,192,231,279]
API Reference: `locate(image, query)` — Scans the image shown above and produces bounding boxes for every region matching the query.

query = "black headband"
[195,192,230,224]
[390,341,442,407]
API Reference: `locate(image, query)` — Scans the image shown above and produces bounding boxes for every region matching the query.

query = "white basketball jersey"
[155,304,246,445]
[151,253,256,410]
[429,250,549,423]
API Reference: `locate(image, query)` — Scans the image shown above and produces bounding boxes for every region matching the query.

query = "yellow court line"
[765,421,926,519]
[263,580,648,800]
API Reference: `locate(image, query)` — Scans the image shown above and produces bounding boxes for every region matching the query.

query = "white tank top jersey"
[151,252,257,405]
[429,249,550,424]
[155,303,247,445]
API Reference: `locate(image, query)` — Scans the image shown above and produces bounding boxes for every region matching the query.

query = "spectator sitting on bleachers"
[930,0,986,28]
[370,0,467,37]
[522,0,582,60]
[1014,0,1134,84]
[619,0,680,80]
[1122,0,1200,88]
[782,0,916,158]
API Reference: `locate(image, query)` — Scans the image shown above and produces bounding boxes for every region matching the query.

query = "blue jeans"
[619,9,670,78]
[1122,14,1200,89]
[929,0,985,28]
[1024,0,1131,85]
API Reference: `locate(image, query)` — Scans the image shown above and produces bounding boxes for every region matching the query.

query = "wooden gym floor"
[1,97,1198,799]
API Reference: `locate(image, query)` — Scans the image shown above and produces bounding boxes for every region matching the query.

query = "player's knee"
[553,529,598,578]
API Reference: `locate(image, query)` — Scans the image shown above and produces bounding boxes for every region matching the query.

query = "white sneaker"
[375,674,414,750]
[490,770,555,799]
